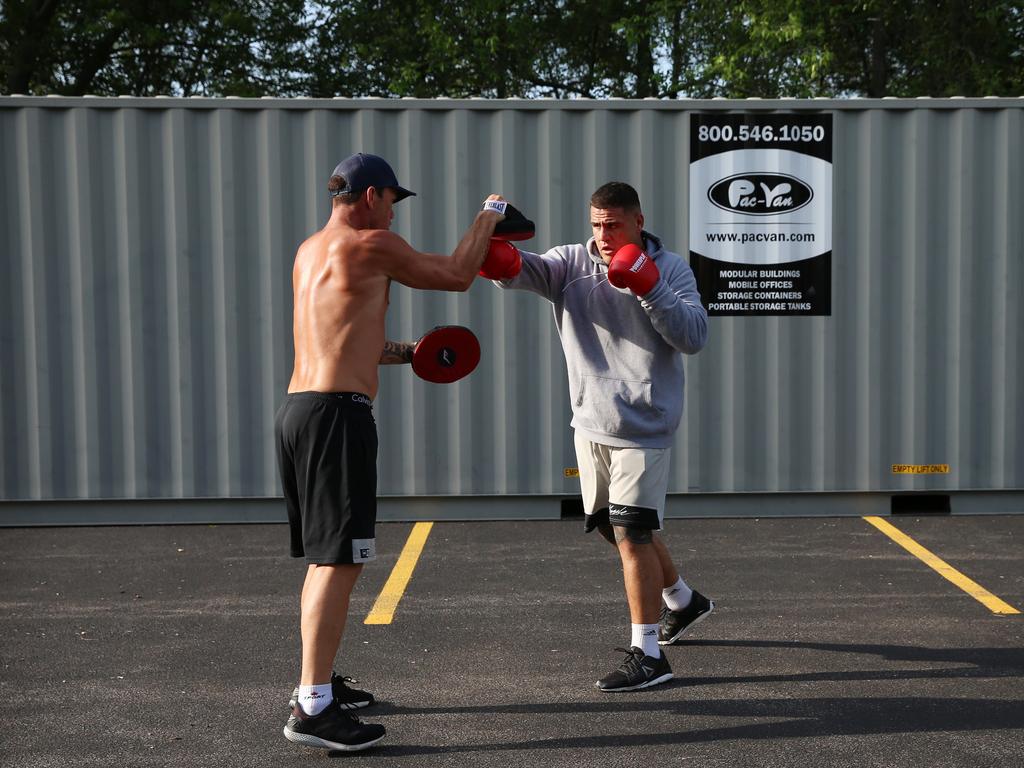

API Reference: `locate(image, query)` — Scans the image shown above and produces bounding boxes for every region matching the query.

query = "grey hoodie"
[495,231,708,449]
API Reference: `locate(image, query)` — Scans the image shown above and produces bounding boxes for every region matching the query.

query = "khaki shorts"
[573,432,672,531]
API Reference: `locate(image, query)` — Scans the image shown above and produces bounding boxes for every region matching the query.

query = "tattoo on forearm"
[380,340,414,365]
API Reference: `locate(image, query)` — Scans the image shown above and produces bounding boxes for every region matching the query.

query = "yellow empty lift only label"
[564,468,580,477]
[892,464,950,474]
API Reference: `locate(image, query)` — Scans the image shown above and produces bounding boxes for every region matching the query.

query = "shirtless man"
[276,152,505,752]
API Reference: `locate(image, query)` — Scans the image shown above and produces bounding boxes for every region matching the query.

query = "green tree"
[1,0,309,95]
[303,0,555,98]
[699,0,1024,98]
[2,0,1021,98]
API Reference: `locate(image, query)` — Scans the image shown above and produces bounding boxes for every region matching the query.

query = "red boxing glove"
[479,239,522,279]
[607,243,659,296]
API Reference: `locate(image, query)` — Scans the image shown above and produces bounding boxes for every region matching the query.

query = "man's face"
[370,187,397,230]
[590,206,644,263]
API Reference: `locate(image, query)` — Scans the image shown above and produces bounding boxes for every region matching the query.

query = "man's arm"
[367,198,506,291]
[380,327,480,382]
[379,340,414,365]
[491,247,571,302]
[638,258,709,355]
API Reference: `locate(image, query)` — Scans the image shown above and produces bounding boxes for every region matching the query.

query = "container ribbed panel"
[1,98,1021,501]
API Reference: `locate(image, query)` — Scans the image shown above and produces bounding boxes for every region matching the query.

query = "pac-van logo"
[708,173,813,215]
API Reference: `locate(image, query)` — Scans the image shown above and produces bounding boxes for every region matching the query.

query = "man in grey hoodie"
[482,182,714,691]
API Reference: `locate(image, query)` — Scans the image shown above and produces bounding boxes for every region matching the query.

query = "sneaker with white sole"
[283,700,385,752]
[288,672,374,710]
[595,646,673,692]
[659,590,714,645]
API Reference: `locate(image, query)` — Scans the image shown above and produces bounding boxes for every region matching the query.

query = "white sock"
[298,683,332,716]
[662,577,693,611]
[631,623,661,658]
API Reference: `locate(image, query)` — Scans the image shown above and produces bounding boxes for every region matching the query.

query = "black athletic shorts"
[274,391,378,564]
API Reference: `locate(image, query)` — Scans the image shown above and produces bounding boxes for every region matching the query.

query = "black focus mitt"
[482,200,535,241]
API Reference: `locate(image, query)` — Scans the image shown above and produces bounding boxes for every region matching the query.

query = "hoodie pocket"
[574,375,665,437]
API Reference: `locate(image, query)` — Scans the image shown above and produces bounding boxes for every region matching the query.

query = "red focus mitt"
[482,200,535,241]
[411,326,481,384]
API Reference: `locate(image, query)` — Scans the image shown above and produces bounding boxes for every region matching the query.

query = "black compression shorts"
[274,391,378,564]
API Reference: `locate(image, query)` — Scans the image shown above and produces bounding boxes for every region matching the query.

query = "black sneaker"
[283,700,385,752]
[658,590,715,645]
[595,647,673,692]
[288,672,375,710]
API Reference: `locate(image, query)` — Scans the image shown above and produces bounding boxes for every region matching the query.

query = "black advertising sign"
[689,113,833,316]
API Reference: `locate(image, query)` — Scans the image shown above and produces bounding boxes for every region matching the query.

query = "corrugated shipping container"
[1,97,1021,522]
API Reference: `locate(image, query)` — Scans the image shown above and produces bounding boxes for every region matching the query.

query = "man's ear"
[364,186,378,208]
[636,211,645,230]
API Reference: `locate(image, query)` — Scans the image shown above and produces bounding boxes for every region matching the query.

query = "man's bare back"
[288,224,391,397]
[287,186,504,399]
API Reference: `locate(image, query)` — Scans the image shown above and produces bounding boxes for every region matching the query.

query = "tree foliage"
[2,0,1021,98]
[1,0,309,95]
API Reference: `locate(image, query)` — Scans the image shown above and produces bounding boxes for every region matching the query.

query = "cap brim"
[393,186,416,202]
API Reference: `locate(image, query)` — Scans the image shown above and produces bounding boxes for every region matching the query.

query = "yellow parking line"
[863,516,1020,615]
[365,522,434,625]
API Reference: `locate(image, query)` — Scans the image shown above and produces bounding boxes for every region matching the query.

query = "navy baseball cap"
[330,153,416,202]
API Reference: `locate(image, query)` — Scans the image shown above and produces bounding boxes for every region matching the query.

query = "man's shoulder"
[643,231,673,256]
[644,235,687,268]
[309,225,410,261]
[350,227,390,253]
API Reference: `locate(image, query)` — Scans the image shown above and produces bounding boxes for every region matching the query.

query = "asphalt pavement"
[2,515,1022,767]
